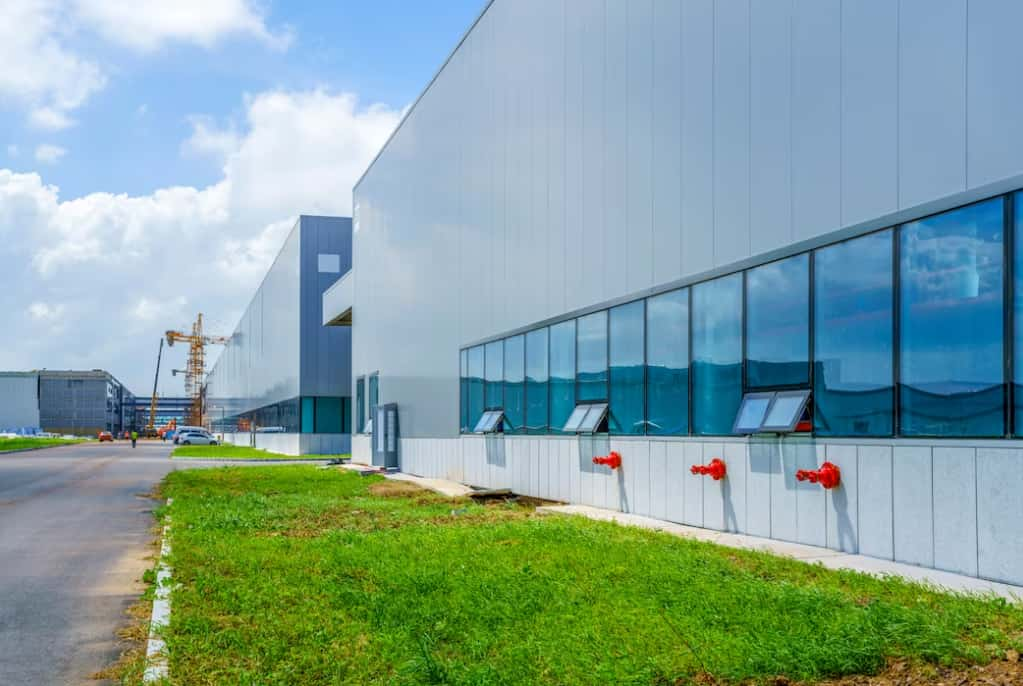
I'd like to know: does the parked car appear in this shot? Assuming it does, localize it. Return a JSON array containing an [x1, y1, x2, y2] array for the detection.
[[98, 431, 114, 442], [172, 425, 207, 444], [177, 430, 218, 446]]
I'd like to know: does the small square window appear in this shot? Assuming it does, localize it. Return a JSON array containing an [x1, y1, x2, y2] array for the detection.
[[733, 392, 775, 434], [318, 253, 341, 273], [760, 390, 811, 432], [474, 410, 504, 434], [562, 405, 590, 433]]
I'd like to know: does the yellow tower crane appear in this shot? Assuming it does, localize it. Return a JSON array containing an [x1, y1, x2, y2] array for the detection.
[[166, 313, 230, 427]]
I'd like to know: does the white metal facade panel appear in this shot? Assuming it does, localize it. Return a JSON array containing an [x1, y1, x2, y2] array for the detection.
[[892, 446, 934, 568], [747, 442, 773, 538], [977, 448, 1023, 584], [824, 444, 858, 553], [932, 447, 978, 576]]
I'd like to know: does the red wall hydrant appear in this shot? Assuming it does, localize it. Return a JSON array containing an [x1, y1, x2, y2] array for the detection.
[[690, 458, 727, 480], [592, 451, 622, 470], [796, 461, 841, 489]]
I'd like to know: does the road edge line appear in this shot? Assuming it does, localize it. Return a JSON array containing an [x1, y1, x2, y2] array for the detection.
[[143, 498, 172, 683]]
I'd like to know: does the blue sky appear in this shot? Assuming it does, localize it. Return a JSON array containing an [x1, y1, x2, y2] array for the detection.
[[0, 0, 483, 395]]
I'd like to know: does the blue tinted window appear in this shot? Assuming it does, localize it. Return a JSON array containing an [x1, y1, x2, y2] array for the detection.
[[577, 311, 608, 402], [525, 328, 549, 434], [692, 274, 743, 435], [459, 351, 468, 433], [647, 288, 689, 435], [301, 396, 315, 433], [504, 335, 525, 434], [467, 346, 484, 429], [550, 320, 576, 433], [609, 301, 645, 434], [746, 255, 809, 388], [900, 198, 1004, 437], [314, 397, 343, 433], [814, 231, 894, 436], [356, 377, 365, 433], [1016, 193, 1023, 434], [485, 340, 504, 409], [368, 374, 379, 413]]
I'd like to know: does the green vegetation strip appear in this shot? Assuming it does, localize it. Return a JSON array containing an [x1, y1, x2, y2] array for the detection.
[[0, 437, 83, 452], [161, 467, 1023, 685], [171, 444, 346, 460]]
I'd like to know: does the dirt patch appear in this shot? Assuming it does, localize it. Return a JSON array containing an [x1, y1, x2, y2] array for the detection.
[[791, 656, 1023, 686], [368, 481, 427, 498]]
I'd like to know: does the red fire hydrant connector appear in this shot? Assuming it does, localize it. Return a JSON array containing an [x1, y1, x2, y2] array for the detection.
[[592, 451, 622, 470], [690, 458, 727, 481], [796, 461, 841, 489]]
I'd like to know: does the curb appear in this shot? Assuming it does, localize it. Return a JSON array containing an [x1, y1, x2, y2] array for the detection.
[[143, 499, 173, 683], [0, 443, 84, 456]]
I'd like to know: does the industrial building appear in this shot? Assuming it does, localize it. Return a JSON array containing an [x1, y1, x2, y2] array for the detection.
[[132, 396, 191, 431], [0, 370, 135, 435], [325, 0, 1023, 586], [207, 215, 352, 455]]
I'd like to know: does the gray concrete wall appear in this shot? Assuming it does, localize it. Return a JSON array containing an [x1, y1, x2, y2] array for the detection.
[[385, 435, 1023, 587]]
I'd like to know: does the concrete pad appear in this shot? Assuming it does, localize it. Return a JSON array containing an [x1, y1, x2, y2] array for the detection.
[[384, 472, 474, 498], [536, 504, 1023, 602]]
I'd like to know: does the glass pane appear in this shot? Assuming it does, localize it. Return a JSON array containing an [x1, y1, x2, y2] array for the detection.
[[734, 394, 772, 433], [647, 288, 689, 435], [368, 374, 379, 411], [692, 274, 743, 435], [356, 377, 365, 433], [301, 397, 315, 434], [485, 340, 504, 409], [762, 391, 810, 430], [900, 198, 1004, 436], [459, 351, 468, 433], [314, 397, 343, 433], [609, 301, 645, 434], [1015, 193, 1023, 434], [579, 402, 609, 433], [563, 405, 589, 433], [577, 311, 608, 402], [468, 346, 484, 431], [525, 328, 549, 434], [504, 335, 525, 434], [814, 231, 894, 436], [550, 320, 576, 433], [746, 254, 809, 388], [473, 411, 493, 433]]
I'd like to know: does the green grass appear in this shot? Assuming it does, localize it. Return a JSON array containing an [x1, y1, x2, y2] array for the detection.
[[0, 436, 83, 452], [160, 467, 1023, 685], [171, 444, 347, 460]]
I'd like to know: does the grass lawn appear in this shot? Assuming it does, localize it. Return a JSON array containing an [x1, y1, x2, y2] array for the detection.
[[154, 467, 1023, 685], [0, 436, 83, 452], [171, 444, 347, 460]]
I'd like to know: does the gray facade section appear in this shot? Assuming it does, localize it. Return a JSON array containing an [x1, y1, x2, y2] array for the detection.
[[36, 371, 131, 435], [300, 216, 352, 397], [348, 0, 1023, 586], [0, 374, 40, 430]]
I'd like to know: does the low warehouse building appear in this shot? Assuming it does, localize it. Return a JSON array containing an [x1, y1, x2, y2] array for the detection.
[[0, 370, 134, 436], [325, 0, 1023, 587], [207, 215, 353, 455]]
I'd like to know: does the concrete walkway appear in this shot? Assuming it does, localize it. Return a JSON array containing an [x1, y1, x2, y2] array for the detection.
[[537, 504, 1023, 601], [337, 463, 475, 498]]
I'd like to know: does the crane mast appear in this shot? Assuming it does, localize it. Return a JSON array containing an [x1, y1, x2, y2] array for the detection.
[[166, 313, 230, 427], [145, 338, 164, 435]]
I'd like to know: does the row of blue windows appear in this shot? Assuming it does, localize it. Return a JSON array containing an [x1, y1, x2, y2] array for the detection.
[[354, 373, 379, 433], [460, 192, 1020, 438], [211, 396, 351, 434]]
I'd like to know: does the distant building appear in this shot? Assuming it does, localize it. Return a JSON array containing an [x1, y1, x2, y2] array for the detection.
[[0, 370, 135, 435], [132, 396, 191, 430], [206, 215, 352, 455]]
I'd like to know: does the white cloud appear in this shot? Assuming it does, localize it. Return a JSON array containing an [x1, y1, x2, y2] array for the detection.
[[0, 89, 400, 393], [0, 0, 106, 131], [6, 145, 18, 158], [73, 0, 291, 52], [34, 144, 67, 164], [29, 106, 75, 131], [27, 302, 65, 321]]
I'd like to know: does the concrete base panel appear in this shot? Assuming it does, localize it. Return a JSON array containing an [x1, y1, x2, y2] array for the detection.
[[395, 435, 1023, 587]]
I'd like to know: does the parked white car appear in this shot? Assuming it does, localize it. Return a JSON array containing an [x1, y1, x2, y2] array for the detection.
[[176, 430, 218, 446]]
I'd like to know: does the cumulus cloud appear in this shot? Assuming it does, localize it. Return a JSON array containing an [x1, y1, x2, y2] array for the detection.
[[73, 0, 291, 52], [27, 302, 65, 321], [34, 144, 67, 164], [1, 0, 289, 129], [0, 90, 400, 393]]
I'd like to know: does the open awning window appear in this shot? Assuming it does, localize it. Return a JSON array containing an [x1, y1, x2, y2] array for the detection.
[[732, 390, 811, 434], [562, 402, 608, 434], [473, 409, 505, 434]]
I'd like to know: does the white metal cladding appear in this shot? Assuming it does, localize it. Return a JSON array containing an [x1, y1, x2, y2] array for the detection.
[[381, 436, 1023, 587], [352, 0, 1023, 441]]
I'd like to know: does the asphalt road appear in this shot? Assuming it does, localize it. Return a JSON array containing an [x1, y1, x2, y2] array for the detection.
[[0, 441, 178, 685]]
